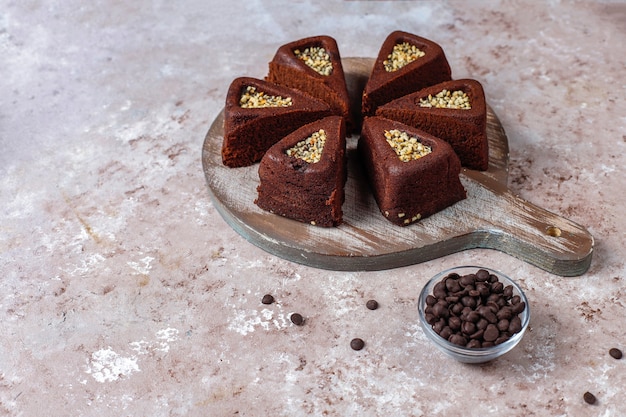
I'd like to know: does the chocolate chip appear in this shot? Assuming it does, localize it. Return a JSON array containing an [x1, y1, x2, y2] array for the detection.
[[503, 285, 514, 298], [448, 316, 462, 331], [466, 311, 480, 323], [479, 307, 498, 324], [439, 326, 453, 340], [445, 278, 461, 293], [495, 334, 511, 345], [366, 299, 379, 310], [583, 391, 597, 405], [497, 306, 513, 321], [609, 348, 623, 359], [508, 316, 522, 333], [486, 301, 500, 313], [469, 329, 484, 340], [476, 318, 489, 330], [450, 303, 464, 315], [459, 274, 476, 287], [432, 301, 449, 318], [512, 301, 526, 315], [476, 269, 490, 281], [426, 295, 437, 306], [461, 295, 477, 308], [466, 339, 482, 349], [476, 282, 490, 297], [433, 319, 446, 334], [497, 319, 510, 332], [462, 321, 477, 335], [290, 313, 304, 326], [483, 324, 499, 342], [261, 294, 275, 305], [491, 281, 504, 293], [448, 334, 467, 346], [350, 338, 365, 351], [433, 281, 447, 299]]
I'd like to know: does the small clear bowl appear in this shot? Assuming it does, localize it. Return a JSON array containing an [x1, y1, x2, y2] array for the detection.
[[418, 266, 530, 364]]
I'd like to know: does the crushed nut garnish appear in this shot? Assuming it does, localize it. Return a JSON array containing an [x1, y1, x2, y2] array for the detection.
[[419, 89, 471, 109], [384, 129, 432, 162], [294, 46, 333, 76], [240, 86, 293, 108], [383, 42, 425, 72], [403, 214, 422, 225], [285, 129, 327, 163]]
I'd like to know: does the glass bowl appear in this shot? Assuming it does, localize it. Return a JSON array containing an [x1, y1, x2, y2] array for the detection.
[[418, 266, 530, 364]]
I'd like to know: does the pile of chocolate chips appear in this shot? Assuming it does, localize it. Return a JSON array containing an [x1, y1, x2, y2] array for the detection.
[[424, 268, 526, 348]]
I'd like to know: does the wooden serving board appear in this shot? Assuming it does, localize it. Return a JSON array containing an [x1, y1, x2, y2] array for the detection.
[[202, 58, 593, 276]]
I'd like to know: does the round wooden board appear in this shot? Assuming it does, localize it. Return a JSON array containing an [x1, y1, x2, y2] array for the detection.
[[202, 58, 593, 276]]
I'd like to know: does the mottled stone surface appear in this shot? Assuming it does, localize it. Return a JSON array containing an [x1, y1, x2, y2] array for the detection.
[[1, 1, 625, 416]]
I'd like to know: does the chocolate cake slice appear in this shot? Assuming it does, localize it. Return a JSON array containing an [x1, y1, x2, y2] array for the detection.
[[222, 77, 332, 168], [362, 31, 452, 117], [255, 116, 347, 227], [376, 79, 489, 170], [358, 116, 466, 226], [266, 36, 354, 133]]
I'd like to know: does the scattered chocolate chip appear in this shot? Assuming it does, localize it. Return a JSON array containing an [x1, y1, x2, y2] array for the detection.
[[609, 348, 623, 359], [583, 391, 597, 405], [290, 313, 304, 326], [261, 294, 275, 305], [366, 299, 379, 310], [350, 338, 365, 351]]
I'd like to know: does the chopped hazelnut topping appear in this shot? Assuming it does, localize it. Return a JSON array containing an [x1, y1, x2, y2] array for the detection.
[[383, 42, 425, 72], [285, 129, 327, 163], [239, 86, 293, 108], [403, 213, 422, 225], [294, 46, 333, 76], [419, 89, 471, 109], [384, 129, 432, 162]]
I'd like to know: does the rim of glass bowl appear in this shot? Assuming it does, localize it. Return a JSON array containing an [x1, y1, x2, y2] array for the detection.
[[418, 265, 530, 359]]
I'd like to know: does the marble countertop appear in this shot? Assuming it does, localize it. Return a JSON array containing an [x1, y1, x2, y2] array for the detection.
[[2, 1, 625, 416]]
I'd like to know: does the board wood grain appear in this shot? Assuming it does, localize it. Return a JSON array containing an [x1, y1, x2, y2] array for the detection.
[[202, 58, 593, 276]]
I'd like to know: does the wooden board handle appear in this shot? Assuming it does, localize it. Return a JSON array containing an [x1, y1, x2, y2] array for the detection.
[[462, 170, 594, 276]]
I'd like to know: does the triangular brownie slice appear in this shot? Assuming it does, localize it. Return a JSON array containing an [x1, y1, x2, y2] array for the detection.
[[362, 31, 451, 116], [358, 116, 466, 226], [222, 77, 331, 168], [255, 116, 347, 227], [266, 36, 354, 133], [376, 79, 488, 170]]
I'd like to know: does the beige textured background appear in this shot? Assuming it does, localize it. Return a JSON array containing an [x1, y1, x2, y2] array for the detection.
[[1, 1, 625, 416]]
